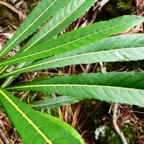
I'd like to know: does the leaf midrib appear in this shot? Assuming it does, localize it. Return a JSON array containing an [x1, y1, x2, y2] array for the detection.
[[31, 97, 81, 108], [0, 0, 57, 57], [0, 46, 143, 78], [23, 0, 86, 52], [0, 20, 138, 66], [6, 84, 144, 93], [0, 89, 52, 144]]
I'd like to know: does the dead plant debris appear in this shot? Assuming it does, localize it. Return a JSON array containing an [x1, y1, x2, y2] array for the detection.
[[0, 0, 144, 144]]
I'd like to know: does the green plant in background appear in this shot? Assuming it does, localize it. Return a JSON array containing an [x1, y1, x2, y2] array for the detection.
[[0, 0, 144, 143]]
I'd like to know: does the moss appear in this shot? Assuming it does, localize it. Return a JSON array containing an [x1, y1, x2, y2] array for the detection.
[[122, 124, 136, 144], [96, 0, 134, 21], [95, 125, 121, 144], [95, 124, 136, 144]]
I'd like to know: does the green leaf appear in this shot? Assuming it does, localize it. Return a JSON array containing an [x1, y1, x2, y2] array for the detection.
[[16, 0, 97, 53], [1, 15, 144, 66], [1, 34, 144, 78], [0, 0, 97, 78], [7, 72, 144, 106], [0, 88, 84, 144], [0, 0, 69, 59], [31, 96, 84, 110]]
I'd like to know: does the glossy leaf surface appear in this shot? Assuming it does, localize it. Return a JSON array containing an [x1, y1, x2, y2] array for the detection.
[[31, 96, 84, 110], [1, 34, 144, 78], [0, 0, 69, 59], [0, 15, 144, 66], [7, 72, 144, 106], [0, 88, 84, 144], [18, 0, 97, 53]]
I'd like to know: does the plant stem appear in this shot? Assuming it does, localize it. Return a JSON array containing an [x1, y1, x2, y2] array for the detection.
[[113, 103, 128, 144]]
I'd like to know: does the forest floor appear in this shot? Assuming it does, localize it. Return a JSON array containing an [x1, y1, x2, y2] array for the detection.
[[0, 0, 144, 144]]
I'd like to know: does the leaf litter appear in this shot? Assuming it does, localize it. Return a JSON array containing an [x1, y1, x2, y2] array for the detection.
[[0, 0, 144, 144]]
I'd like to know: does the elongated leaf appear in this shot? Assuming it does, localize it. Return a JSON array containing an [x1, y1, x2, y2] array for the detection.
[[7, 72, 144, 106], [1, 15, 144, 66], [1, 34, 144, 78], [0, 0, 69, 59], [0, 0, 97, 76], [17, 0, 97, 53], [0, 88, 83, 144], [31, 96, 84, 110]]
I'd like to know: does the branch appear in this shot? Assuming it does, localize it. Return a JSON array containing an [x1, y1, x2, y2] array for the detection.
[[113, 103, 128, 144]]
